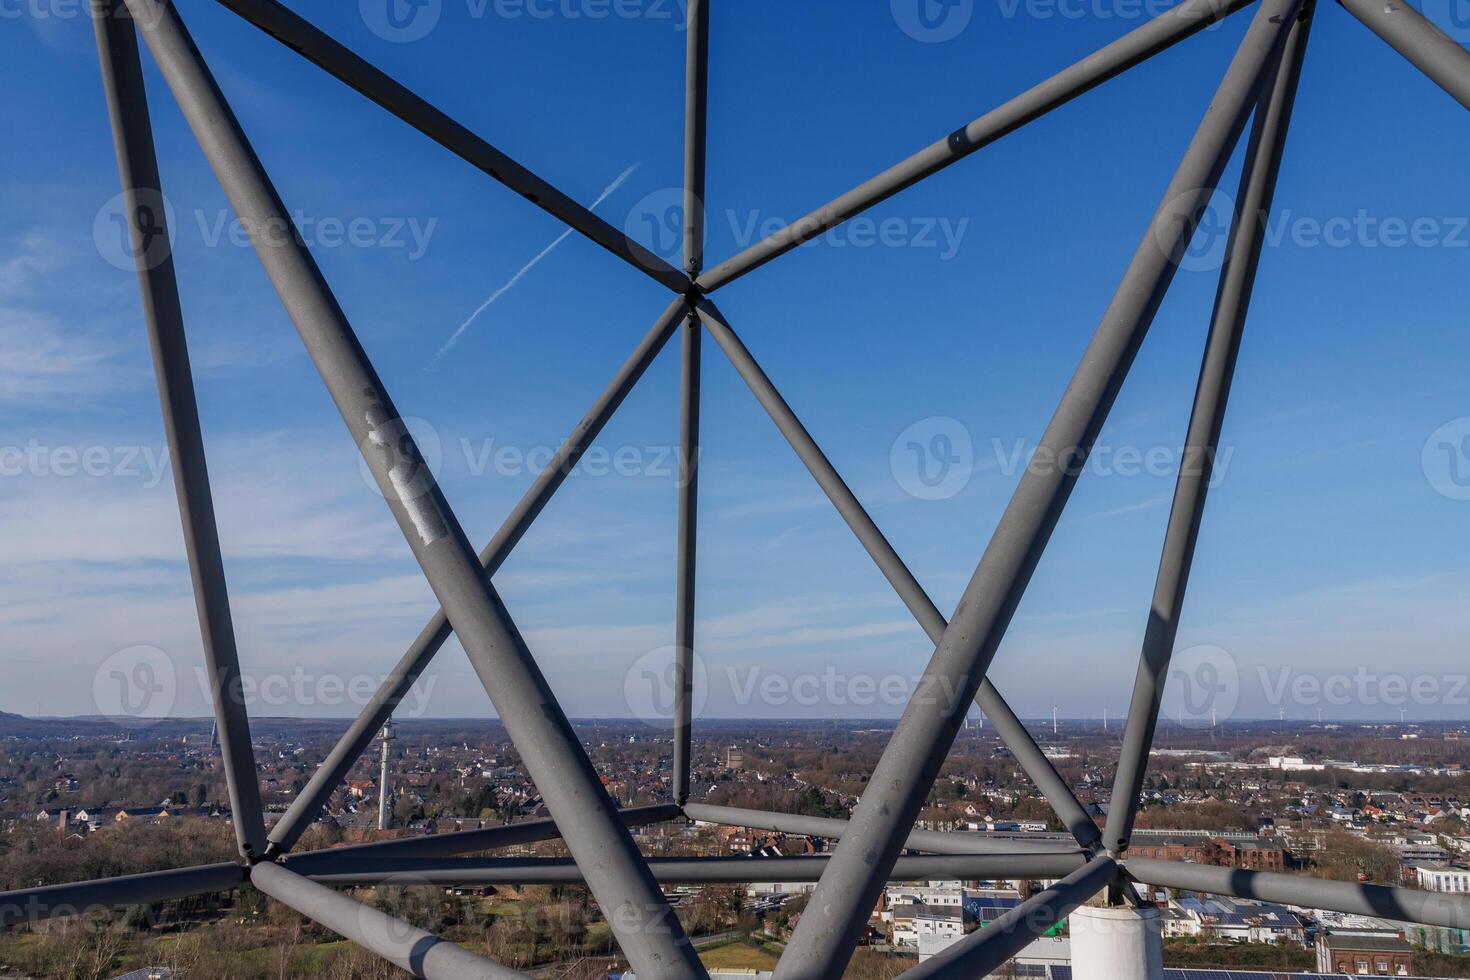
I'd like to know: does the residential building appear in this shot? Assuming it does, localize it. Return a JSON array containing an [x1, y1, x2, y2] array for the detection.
[[1414, 863, 1470, 894], [1170, 897, 1305, 944], [891, 904, 963, 948], [1317, 933, 1415, 975]]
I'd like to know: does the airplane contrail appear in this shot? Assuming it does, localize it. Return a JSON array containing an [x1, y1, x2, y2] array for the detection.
[[429, 162, 641, 368]]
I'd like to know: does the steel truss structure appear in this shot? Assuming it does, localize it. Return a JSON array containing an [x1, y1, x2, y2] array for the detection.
[[2, 0, 1466, 976]]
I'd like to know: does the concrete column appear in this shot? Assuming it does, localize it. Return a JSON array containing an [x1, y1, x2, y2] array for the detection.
[[1069, 905, 1163, 980]]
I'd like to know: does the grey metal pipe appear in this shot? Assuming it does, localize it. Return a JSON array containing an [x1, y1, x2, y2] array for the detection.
[[0, 862, 245, 926], [1336, 0, 1470, 110], [268, 297, 687, 855], [776, 0, 1301, 973], [673, 0, 709, 812], [303, 853, 1087, 886], [210, 0, 690, 292], [1104, 0, 1314, 857], [283, 804, 682, 872], [682, 804, 1084, 855], [251, 862, 528, 979], [695, 298, 1099, 850], [898, 856, 1117, 980], [91, 0, 267, 860], [125, 4, 703, 975], [695, 0, 1257, 292], [1126, 858, 1470, 930], [673, 314, 701, 807], [683, 0, 710, 276]]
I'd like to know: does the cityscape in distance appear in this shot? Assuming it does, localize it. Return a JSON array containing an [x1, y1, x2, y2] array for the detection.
[[4, 713, 1470, 977]]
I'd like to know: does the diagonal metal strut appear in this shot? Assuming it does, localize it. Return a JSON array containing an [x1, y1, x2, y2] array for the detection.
[[211, 0, 691, 292], [695, 0, 1259, 292], [91, 0, 267, 860], [775, 0, 1305, 972], [1336, 0, 1470, 109], [694, 297, 1101, 850], [267, 296, 688, 855], [123, 2, 706, 975], [1106, 0, 1315, 856]]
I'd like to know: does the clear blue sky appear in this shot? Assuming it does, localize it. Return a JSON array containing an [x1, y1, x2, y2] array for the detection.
[[1, 0, 1466, 724]]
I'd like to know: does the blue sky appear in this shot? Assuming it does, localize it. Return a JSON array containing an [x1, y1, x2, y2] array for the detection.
[[1, 0, 1466, 725]]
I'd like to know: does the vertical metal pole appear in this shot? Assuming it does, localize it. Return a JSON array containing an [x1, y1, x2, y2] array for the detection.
[[673, 318, 700, 806], [695, 298, 1099, 849], [1336, 0, 1470, 110], [124, 3, 706, 975], [673, 0, 709, 808], [1105, 0, 1313, 856], [682, 0, 710, 277], [91, 0, 266, 860], [774, 1, 1302, 973]]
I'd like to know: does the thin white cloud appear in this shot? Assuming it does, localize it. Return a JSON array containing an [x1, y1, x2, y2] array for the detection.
[[1068, 492, 1172, 525], [0, 234, 142, 404], [429, 163, 641, 368], [0, 232, 63, 299], [0, 431, 404, 565], [0, 308, 130, 404]]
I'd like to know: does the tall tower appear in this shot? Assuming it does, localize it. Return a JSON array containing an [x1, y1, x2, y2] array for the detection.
[[377, 719, 394, 831]]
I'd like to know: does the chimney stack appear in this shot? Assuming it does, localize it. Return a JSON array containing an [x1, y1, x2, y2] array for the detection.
[[378, 720, 395, 831]]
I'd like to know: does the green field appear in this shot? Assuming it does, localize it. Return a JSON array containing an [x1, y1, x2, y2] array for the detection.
[[700, 940, 781, 970]]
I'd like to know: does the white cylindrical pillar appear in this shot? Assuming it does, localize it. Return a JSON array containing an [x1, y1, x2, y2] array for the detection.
[[1069, 905, 1163, 980]]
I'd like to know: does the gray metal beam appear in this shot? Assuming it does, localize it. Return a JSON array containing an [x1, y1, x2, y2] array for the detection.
[[673, 0, 709, 809], [302, 853, 1088, 886], [898, 856, 1117, 980], [125, 4, 704, 975], [0, 863, 245, 927], [283, 804, 683, 872], [1104, 0, 1314, 856], [694, 297, 1100, 850], [683, 0, 710, 276], [694, 0, 1258, 292], [210, 0, 690, 292], [1126, 858, 1470, 929], [91, 0, 267, 860], [267, 297, 687, 855], [682, 804, 1084, 856], [775, 0, 1302, 972], [251, 862, 529, 980], [673, 313, 701, 808], [1336, 0, 1470, 110]]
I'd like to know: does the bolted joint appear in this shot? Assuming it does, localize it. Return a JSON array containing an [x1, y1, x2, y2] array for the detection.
[[682, 288, 704, 317]]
